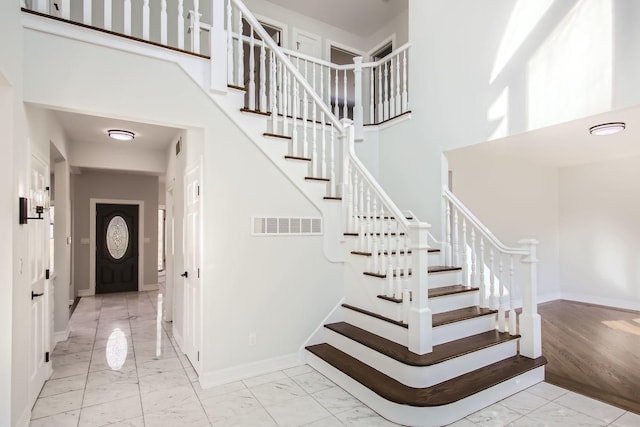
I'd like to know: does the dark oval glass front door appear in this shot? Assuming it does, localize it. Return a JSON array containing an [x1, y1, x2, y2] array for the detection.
[[96, 204, 139, 294]]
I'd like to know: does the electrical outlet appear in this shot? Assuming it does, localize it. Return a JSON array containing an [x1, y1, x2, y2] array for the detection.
[[249, 333, 256, 346]]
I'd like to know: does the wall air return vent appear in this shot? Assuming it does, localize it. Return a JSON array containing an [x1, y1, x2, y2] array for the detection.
[[252, 216, 323, 236]]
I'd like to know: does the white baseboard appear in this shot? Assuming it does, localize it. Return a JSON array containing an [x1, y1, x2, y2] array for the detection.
[[68, 299, 74, 306], [54, 326, 71, 343], [199, 351, 304, 389], [141, 283, 159, 291], [77, 289, 93, 297], [15, 406, 30, 427], [559, 292, 640, 312], [300, 297, 345, 350]]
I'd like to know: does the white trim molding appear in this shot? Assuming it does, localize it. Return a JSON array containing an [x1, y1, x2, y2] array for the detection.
[[54, 325, 71, 344], [89, 198, 145, 296]]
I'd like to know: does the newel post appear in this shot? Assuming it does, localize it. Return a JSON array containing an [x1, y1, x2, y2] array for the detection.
[[518, 239, 542, 359], [408, 221, 433, 355], [353, 57, 364, 142], [210, 0, 228, 94]]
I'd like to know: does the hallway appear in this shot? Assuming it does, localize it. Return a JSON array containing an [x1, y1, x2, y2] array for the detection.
[[30, 291, 640, 427]]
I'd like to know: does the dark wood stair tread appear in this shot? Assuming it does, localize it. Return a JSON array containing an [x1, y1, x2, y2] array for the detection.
[[343, 232, 406, 237], [323, 196, 342, 201], [284, 155, 311, 162], [305, 176, 330, 182], [362, 266, 460, 279], [227, 84, 246, 91], [351, 248, 440, 256], [240, 107, 271, 116], [264, 132, 291, 140], [325, 322, 520, 367], [307, 343, 546, 407], [433, 306, 497, 327], [342, 304, 407, 328], [377, 285, 479, 304]]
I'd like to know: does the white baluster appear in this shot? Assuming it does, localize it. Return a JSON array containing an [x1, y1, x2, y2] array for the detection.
[[402, 50, 408, 112], [282, 67, 289, 136], [377, 66, 383, 123], [498, 255, 506, 332], [83, 0, 92, 25], [248, 29, 255, 110], [236, 13, 244, 87], [445, 201, 452, 266], [330, 124, 336, 196], [104, 0, 112, 31], [394, 261, 403, 299], [343, 69, 347, 119], [386, 261, 393, 297], [321, 113, 327, 177], [389, 56, 395, 118], [372, 237, 379, 274], [312, 65, 318, 175], [302, 61, 308, 158], [508, 255, 517, 335], [346, 168, 354, 232], [366, 188, 372, 252], [292, 70, 299, 154], [179, 0, 185, 50], [226, 0, 232, 83], [489, 248, 495, 310], [192, 0, 200, 53], [395, 54, 401, 115], [453, 209, 460, 267], [270, 51, 278, 132], [160, 0, 167, 45], [470, 228, 477, 289], [334, 68, 339, 117], [320, 66, 325, 116], [61, 0, 70, 19], [369, 67, 374, 124], [479, 238, 486, 307], [259, 42, 266, 111], [383, 61, 389, 120], [460, 218, 468, 286], [123, 0, 132, 35], [33, 0, 47, 12], [402, 289, 410, 324]]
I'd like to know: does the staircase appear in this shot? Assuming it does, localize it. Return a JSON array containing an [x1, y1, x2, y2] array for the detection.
[[22, 0, 546, 425]]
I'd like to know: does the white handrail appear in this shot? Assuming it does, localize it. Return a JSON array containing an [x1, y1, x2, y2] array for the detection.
[[360, 42, 411, 69], [443, 187, 527, 256], [231, 0, 344, 133]]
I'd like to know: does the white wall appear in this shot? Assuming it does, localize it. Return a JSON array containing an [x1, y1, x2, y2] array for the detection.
[[446, 149, 560, 302], [70, 140, 167, 175], [559, 155, 640, 311], [374, 0, 640, 236], [23, 28, 344, 383]]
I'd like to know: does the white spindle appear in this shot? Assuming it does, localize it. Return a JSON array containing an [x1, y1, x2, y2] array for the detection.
[[225, 0, 232, 83], [312, 65, 318, 175], [321, 113, 327, 177], [270, 51, 278, 132], [461, 218, 468, 287], [192, 0, 201, 53], [236, 13, 244, 87], [343, 69, 347, 119], [247, 29, 256, 109], [395, 54, 401, 115], [123, 0, 132, 35], [160, 0, 167, 45], [479, 238, 486, 307], [369, 68, 374, 124], [330, 124, 336, 196], [445, 202, 452, 266], [402, 50, 408, 111], [83, 0, 92, 25], [302, 60, 309, 158], [498, 255, 506, 332], [372, 238, 380, 275], [402, 289, 410, 324], [334, 69, 339, 117], [386, 261, 394, 297], [33, 0, 47, 13], [179, 0, 185, 50], [377, 66, 383, 123], [508, 256, 517, 335], [282, 68, 289, 136], [346, 168, 354, 232], [489, 248, 495, 310], [383, 61, 389, 120], [61, 0, 70, 19], [389, 57, 395, 118], [292, 69, 299, 153], [453, 209, 460, 267], [470, 229, 477, 289], [259, 42, 266, 111], [104, 0, 112, 31], [366, 189, 372, 252]]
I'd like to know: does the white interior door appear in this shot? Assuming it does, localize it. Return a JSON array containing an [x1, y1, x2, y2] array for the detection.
[[183, 161, 202, 372], [28, 155, 51, 407], [294, 29, 321, 58]]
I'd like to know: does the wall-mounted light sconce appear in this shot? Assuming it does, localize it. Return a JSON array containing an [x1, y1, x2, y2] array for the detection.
[[19, 187, 50, 224]]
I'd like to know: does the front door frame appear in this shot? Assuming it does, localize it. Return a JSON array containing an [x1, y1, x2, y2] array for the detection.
[[89, 198, 145, 295]]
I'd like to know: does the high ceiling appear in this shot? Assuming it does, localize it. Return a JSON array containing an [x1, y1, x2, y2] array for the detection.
[[264, 0, 408, 38]]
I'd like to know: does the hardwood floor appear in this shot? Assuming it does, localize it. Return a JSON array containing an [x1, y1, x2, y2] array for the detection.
[[540, 300, 640, 414]]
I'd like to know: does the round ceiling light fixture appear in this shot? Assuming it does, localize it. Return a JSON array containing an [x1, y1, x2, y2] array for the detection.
[[107, 129, 135, 141], [589, 122, 625, 136]]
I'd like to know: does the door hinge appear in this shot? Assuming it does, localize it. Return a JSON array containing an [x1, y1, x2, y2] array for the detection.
[[197, 351, 200, 361], [197, 185, 200, 196], [197, 268, 200, 278], [45, 269, 50, 280], [45, 352, 50, 363]]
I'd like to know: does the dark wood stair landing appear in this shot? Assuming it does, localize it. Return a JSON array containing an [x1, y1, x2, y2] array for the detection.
[[307, 343, 546, 407], [325, 322, 519, 367]]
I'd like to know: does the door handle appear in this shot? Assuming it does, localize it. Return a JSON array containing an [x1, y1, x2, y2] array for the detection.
[[180, 271, 188, 278], [31, 291, 44, 300]]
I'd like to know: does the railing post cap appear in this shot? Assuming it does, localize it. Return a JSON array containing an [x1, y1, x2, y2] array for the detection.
[[408, 221, 431, 230], [518, 239, 539, 245], [340, 118, 354, 126]]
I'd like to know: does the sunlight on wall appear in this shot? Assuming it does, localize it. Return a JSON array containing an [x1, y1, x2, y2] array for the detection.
[[527, 0, 612, 130], [490, 0, 555, 84], [486, 87, 510, 140]]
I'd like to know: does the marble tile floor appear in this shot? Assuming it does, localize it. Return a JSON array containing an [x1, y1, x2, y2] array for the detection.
[[31, 291, 640, 427]]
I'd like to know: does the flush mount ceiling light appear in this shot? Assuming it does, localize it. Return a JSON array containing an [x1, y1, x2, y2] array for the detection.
[[107, 129, 135, 141], [589, 122, 625, 136]]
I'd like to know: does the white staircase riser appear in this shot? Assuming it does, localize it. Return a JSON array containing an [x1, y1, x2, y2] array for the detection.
[[429, 292, 479, 314], [306, 350, 545, 427], [324, 328, 518, 388], [432, 315, 496, 346], [429, 270, 462, 288], [343, 308, 408, 347]]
